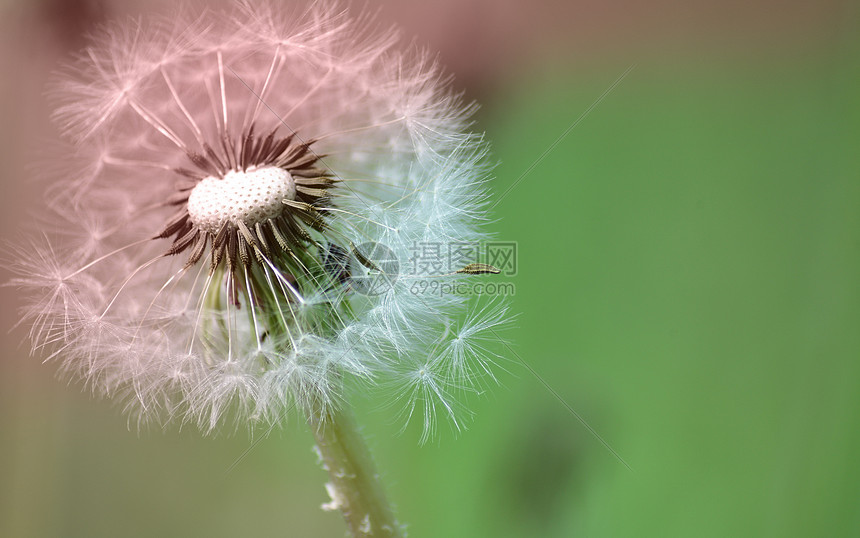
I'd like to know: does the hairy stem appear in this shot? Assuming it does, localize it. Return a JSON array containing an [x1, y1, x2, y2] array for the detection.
[[308, 403, 402, 537]]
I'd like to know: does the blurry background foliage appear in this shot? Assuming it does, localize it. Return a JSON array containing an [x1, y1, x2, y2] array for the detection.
[[1, 0, 858, 537]]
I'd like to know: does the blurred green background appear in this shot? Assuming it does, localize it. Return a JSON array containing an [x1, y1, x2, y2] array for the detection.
[[1, 1, 858, 537]]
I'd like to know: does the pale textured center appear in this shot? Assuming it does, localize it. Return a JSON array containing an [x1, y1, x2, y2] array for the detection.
[[187, 166, 296, 234]]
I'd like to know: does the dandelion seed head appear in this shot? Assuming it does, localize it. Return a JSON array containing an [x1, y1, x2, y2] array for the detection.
[[187, 167, 297, 234], [9, 0, 511, 439]]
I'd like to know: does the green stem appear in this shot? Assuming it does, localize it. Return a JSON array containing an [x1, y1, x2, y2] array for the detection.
[[308, 403, 402, 537]]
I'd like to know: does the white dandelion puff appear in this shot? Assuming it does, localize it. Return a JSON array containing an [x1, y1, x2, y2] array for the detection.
[[9, 0, 510, 442]]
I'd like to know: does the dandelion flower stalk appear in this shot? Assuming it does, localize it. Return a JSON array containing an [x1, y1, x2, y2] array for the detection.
[[9, 1, 511, 535], [311, 402, 402, 537]]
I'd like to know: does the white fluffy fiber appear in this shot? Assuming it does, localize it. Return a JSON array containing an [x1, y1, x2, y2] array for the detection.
[[10, 1, 509, 437]]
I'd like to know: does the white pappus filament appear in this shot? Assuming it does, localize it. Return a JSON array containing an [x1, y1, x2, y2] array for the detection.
[[9, 0, 511, 438]]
